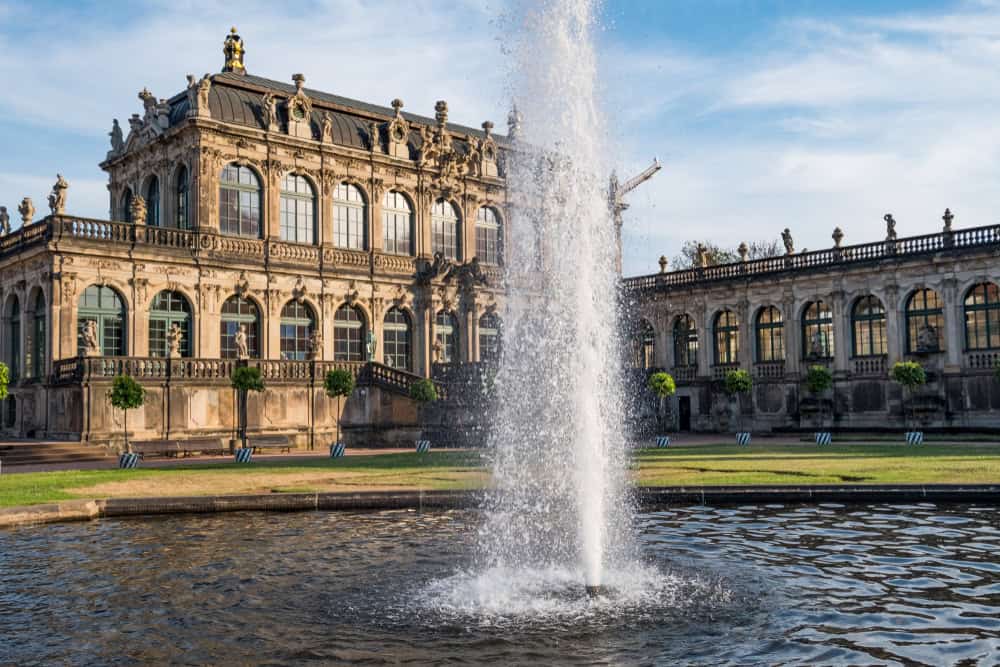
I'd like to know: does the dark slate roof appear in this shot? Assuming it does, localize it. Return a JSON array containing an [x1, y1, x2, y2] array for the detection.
[[167, 72, 506, 156]]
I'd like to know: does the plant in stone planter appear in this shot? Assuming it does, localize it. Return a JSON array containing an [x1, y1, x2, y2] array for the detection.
[[723, 369, 752, 437], [109, 374, 145, 454], [647, 371, 677, 435], [231, 365, 265, 451], [0, 362, 8, 402], [324, 369, 355, 446], [409, 378, 438, 446], [890, 361, 927, 440], [805, 365, 833, 433]]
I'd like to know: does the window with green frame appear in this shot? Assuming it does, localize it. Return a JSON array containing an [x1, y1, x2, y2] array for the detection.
[[219, 163, 261, 238], [673, 314, 698, 367], [802, 301, 834, 359], [280, 300, 315, 361], [479, 313, 501, 364], [279, 173, 315, 244], [334, 303, 365, 361], [384, 307, 412, 370], [149, 291, 191, 358], [634, 319, 655, 369], [30, 292, 46, 378], [431, 199, 461, 260], [906, 288, 944, 353], [435, 310, 458, 363], [852, 295, 887, 357], [755, 305, 784, 362], [6, 296, 20, 381], [714, 310, 739, 365], [77, 285, 125, 356], [964, 282, 1000, 350], [220, 295, 259, 359]]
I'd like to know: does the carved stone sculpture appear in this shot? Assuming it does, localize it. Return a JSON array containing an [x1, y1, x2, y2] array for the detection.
[[307, 330, 323, 361], [167, 322, 183, 358], [832, 227, 844, 248], [809, 331, 825, 358], [658, 255, 668, 274], [0, 207, 9, 235], [187, 73, 212, 118], [109, 119, 124, 155], [942, 208, 954, 233], [17, 197, 34, 225], [738, 242, 749, 262], [418, 251, 455, 284], [321, 112, 333, 143], [130, 195, 147, 225], [916, 324, 940, 353], [884, 214, 897, 241], [781, 228, 795, 255], [696, 243, 709, 268], [366, 330, 377, 361], [234, 324, 249, 360], [261, 92, 278, 131], [48, 174, 68, 215], [81, 320, 101, 357], [432, 339, 443, 363]]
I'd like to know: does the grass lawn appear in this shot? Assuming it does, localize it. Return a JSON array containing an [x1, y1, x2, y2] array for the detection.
[[2, 443, 1000, 509]]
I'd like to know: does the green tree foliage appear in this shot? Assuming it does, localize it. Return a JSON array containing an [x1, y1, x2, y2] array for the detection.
[[324, 369, 355, 398], [0, 362, 8, 402], [231, 366, 265, 393], [409, 378, 438, 404], [723, 369, 752, 396], [109, 374, 145, 454], [805, 365, 833, 394], [648, 371, 677, 398], [890, 361, 927, 390], [672, 239, 783, 269]]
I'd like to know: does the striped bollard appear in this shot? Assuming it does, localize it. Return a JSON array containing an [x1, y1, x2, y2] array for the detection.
[[905, 431, 924, 446], [118, 452, 140, 469], [815, 432, 832, 445], [330, 442, 346, 458], [736, 432, 752, 446], [654, 436, 671, 448], [234, 447, 254, 463], [415, 440, 431, 454]]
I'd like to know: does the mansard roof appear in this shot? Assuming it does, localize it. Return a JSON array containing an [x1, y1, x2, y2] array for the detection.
[[166, 71, 505, 154]]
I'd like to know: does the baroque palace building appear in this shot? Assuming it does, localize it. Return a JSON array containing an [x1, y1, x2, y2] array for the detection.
[[0, 29, 509, 447], [625, 217, 1000, 433]]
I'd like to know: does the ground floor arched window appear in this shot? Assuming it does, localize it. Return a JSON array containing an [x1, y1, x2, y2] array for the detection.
[[149, 290, 192, 357], [673, 314, 698, 367], [906, 288, 944, 353], [755, 306, 784, 362], [220, 295, 260, 358], [964, 282, 1000, 350], [334, 304, 366, 361], [852, 295, 887, 357], [383, 308, 412, 371], [479, 313, 501, 363], [435, 310, 459, 363], [802, 301, 834, 359], [78, 285, 125, 356], [633, 319, 655, 369], [30, 292, 46, 378], [713, 310, 739, 365], [5, 296, 20, 381], [280, 301, 315, 361]]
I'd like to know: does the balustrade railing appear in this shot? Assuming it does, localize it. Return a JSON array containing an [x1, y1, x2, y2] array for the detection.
[[50, 356, 366, 385], [670, 366, 697, 383], [964, 350, 1000, 371], [623, 223, 1000, 292], [711, 363, 741, 380], [754, 361, 785, 379], [852, 355, 887, 376]]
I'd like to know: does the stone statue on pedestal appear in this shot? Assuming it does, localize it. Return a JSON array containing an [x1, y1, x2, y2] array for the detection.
[[109, 119, 124, 155], [916, 324, 939, 353], [781, 228, 795, 255], [81, 320, 101, 357], [0, 207, 9, 235], [432, 339, 443, 363], [167, 322, 183, 358], [884, 214, 897, 241], [696, 243, 709, 268], [234, 324, 249, 360], [366, 330, 377, 361], [48, 174, 69, 215], [307, 330, 323, 361]]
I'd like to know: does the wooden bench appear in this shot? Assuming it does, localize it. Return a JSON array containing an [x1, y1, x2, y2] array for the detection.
[[129, 437, 225, 458], [246, 435, 293, 453]]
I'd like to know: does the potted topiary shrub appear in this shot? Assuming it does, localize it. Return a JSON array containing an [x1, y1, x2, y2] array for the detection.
[[324, 369, 355, 457], [723, 369, 753, 445], [109, 374, 145, 467], [890, 361, 927, 445], [647, 371, 676, 447], [409, 378, 438, 453], [805, 365, 834, 445], [231, 365, 265, 461]]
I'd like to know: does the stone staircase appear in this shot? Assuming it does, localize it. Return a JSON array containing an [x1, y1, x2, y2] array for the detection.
[[0, 441, 113, 468]]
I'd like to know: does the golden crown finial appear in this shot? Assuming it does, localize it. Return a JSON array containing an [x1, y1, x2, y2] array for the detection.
[[231, 26, 238, 33], [223, 26, 246, 75]]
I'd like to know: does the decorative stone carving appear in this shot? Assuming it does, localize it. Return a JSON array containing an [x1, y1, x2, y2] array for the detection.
[[884, 214, 897, 241], [234, 324, 250, 360], [321, 112, 333, 143], [696, 243, 709, 268], [186, 73, 212, 119], [48, 174, 68, 215], [130, 195, 147, 225], [344, 280, 359, 306], [386, 98, 410, 158], [307, 330, 322, 361], [942, 208, 954, 233], [293, 276, 307, 303], [916, 324, 940, 353], [167, 322, 183, 358], [81, 320, 101, 357], [17, 197, 34, 225], [285, 74, 313, 139], [235, 271, 251, 297], [369, 121, 380, 152], [366, 329, 377, 361], [417, 251, 456, 285], [108, 119, 124, 158], [832, 227, 844, 248], [261, 92, 278, 131], [781, 228, 795, 255], [0, 207, 9, 235], [658, 255, 668, 273], [738, 242, 749, 262]]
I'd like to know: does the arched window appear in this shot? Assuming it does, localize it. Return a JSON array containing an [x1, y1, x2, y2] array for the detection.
[[755, 306, 784, 362], [906, 288, 944, 353], [479, 313, 501, 363], [145, 176, 160, 226], [175, 166, 190, 229], [280, 301, 315, 360], [476, 207, 502, 265], [6, 296, 20, 381], [120, 188, 133, 223], [334, 304, 366, 361], [382, 191, 413, 255], [383, 308, 412, 370], [673, 315, 698, 367], [803, 301, 834, 359], [220, 295, 260, 359], [852, 295, 887, 357], [964, 282, 1000, 350], [219, 163, 261, 238], [435, 310, 459, 363], [333, 182, 366, 250], [78, 285, 125, 356], [714, 310, 739, 365], [30, 292, 46, 379], [149, 291, 192, 358], [431, 199, 461, 260], [280, 173, 315, 244], [633, 319, 655, 369]]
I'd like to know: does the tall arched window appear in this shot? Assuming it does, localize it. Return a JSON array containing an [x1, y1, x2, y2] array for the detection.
[[479, 313, 501, 363], [333, 182, 366, 250], [714, 310, 739, 365], [755, 306, 784, 362], [334, 304, 366, 361], [219, 163, 261, 238], [435, 310, 459, 363], [149, 291, 192, 358], [220, 295, 260, 359], [6, 296, 20, 381], [145, 176, 160, 226], [120, 188, 133, 223], [383, 308, 412, 370], [280, 301, 315, 360], [964, 282, 1000, 350], [78, 285, 125, 356], [30, 292, 46, 379], [476, 207, 502, 265], [633, 319, 655, 369], [431, 199, 461, 260], [852, 295, 887, 357], [280, 173, 315, 244], [906, 288, 944, 353], [673, 315, 698, 367], [803, 301, 834, 359], [175, 166, 190, 229], [382, 191, 413, 255]]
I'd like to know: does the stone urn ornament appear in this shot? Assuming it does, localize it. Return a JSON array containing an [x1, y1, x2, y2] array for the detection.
[[18, 197, 34, 225]]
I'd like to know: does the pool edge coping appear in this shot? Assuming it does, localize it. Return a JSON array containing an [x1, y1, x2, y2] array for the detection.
[[3, 485, 1000, 529]]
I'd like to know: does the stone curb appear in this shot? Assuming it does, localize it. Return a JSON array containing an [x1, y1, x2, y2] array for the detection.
[[2, 485, 998, 530]]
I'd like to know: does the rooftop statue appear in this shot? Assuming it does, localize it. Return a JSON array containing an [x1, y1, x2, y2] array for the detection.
[[109, 119, 124, 155], [884, 214, 897, 241], [48, 174, 68, 215], [0, 207, 9, 235], [261, 92, 278, 131], [696, 243, 709, 268], [781, 228, 795, 255], [17, 197, 34, 225]]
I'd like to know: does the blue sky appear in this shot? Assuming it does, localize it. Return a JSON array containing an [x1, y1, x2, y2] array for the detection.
[[2, 0, 999, 275]]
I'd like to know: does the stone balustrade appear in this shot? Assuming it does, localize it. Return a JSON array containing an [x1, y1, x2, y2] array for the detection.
[[852, 356, 888, 377]]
